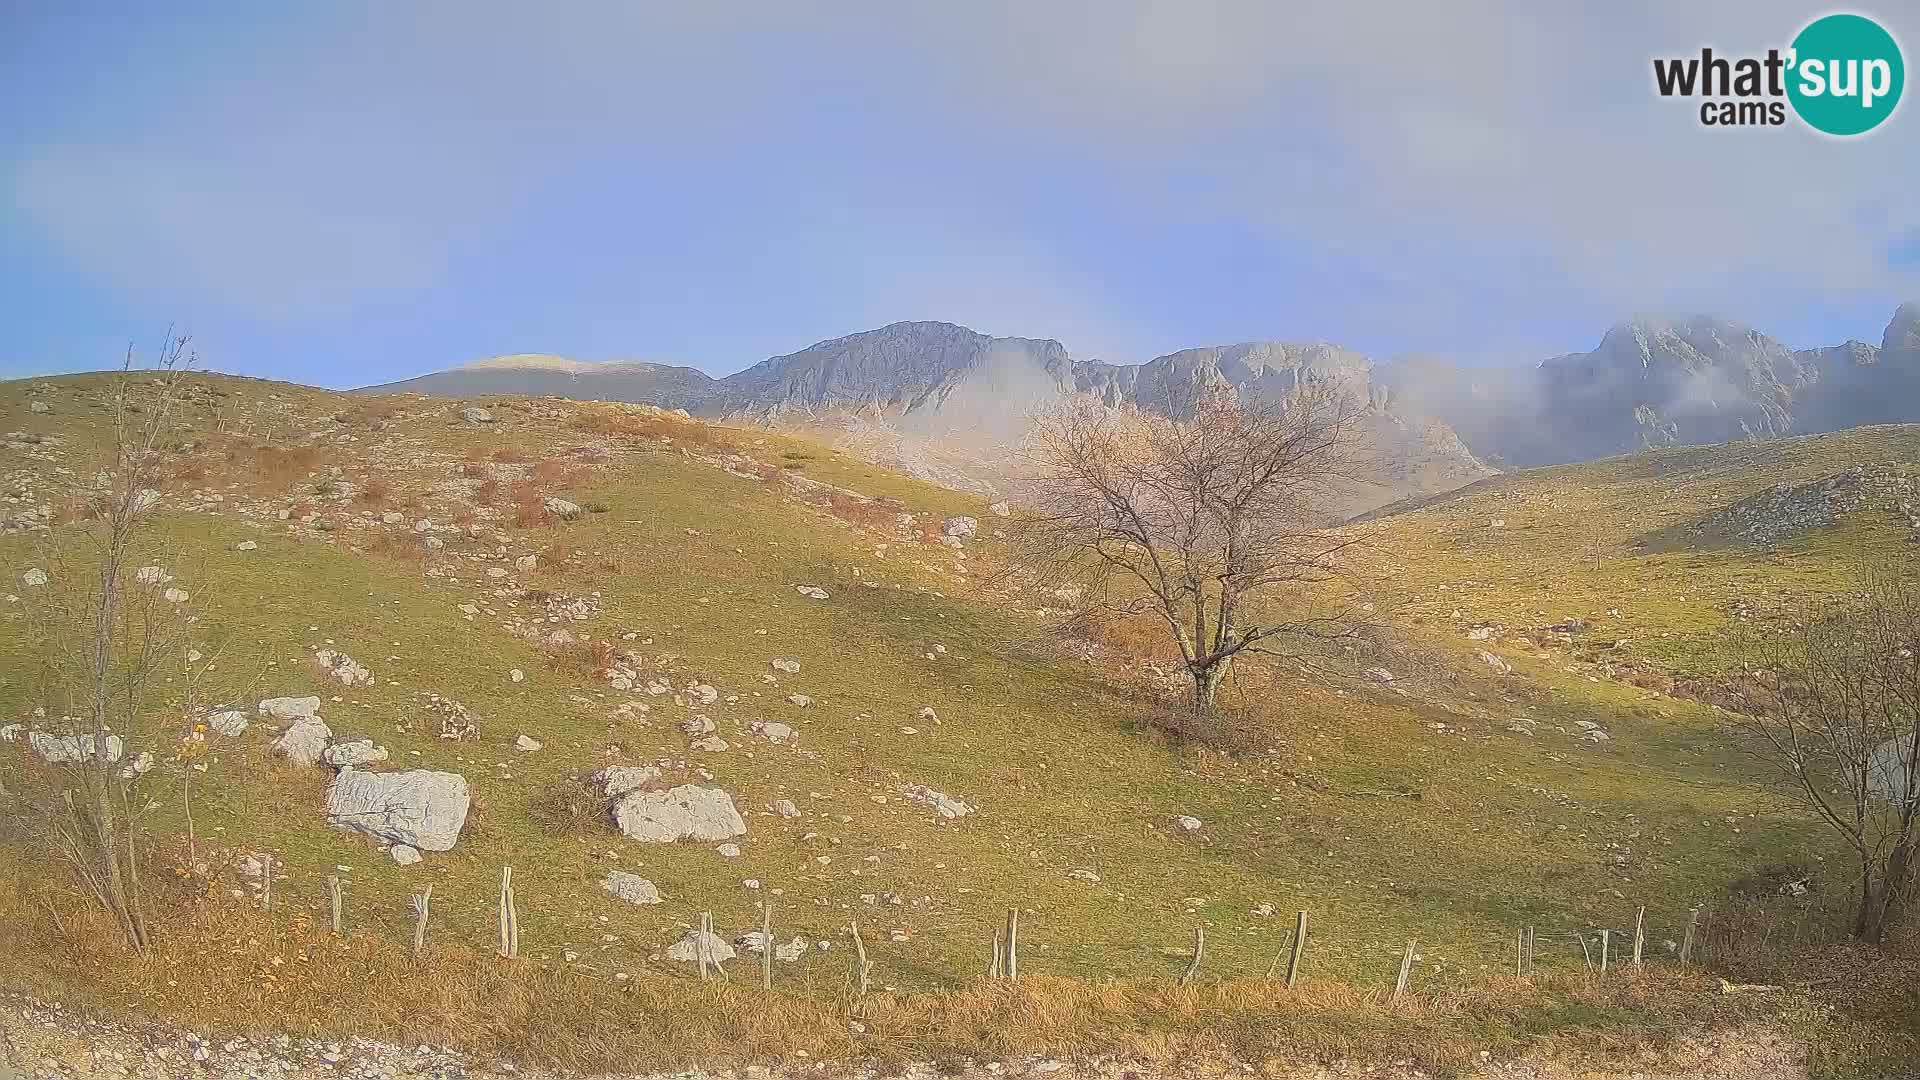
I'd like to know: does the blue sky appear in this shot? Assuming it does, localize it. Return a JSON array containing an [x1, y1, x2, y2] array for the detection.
[[4, 2, 1918, 387]]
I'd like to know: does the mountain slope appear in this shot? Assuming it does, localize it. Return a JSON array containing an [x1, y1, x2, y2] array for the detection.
[[365, 354, 718, 410]]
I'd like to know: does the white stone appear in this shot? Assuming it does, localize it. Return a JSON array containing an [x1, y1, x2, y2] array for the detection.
[[324, 769, 470, 851], [942, 515, 978, 540], [665, 929, 735, 965], [390, 844, 423, 866], [322, 739, 389, 767], [509, 668, 524, 683], [515, 554, 537, 572], [602, 870, 663, 905], [903, 784, 972, 819], [208, 710, 250, 736], [770, 658, 800, 674], [1175, 815, 1203, 833], [20, 568, 47, 587], [611, 784, 747, 843], [273, 718, 332, 766], [460, 406, 494, 424], [514, 734, 543, 752], [258, 696, 322, 721]]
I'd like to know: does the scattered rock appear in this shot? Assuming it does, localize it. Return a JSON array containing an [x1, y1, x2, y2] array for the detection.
[[770, 658, 801, 674], [795, 585, 828, 600], [314, 649, 372, 687], [772, 798, 801, 818], [235, 540, 258, 551], [514, 734, 543, 752], [943, 515, 978, 540], [1477, 649, 1512, 675], [20, 568, 47, 587], [611, 784, 747, 843], [902, 784, 972, 819], [751, 720, 795, 744], [515, 554, 537, 573], [543, 497, 584, 521], [785, 693, 813, 708], [1066, 868, 1101, 883], [324, 769, 470, 851], [716, 842, 742, 858], [259, 696, 322, 721], [207, 709, 250, 736], [322, 739, 390, 768], [28, 731, 124, 764], [1174, 815, 1203, 833], [602, 870, 663, 905], [460, 406, 494, 425], [390, 844, 423, 866], [509, 668, 524, 683], [272, 719, 332, 766], [989, 501, 1010, 517], [665, 928, 735, 965]]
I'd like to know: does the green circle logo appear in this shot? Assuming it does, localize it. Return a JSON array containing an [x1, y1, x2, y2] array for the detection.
[[1787, 14, 1904, 135]]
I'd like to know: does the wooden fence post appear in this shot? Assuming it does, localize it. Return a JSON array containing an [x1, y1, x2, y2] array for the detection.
[[850, 917, 871, 997], [761, 901, 773, 991], [1577, 931, 1594, 973], [1393, 941, 1416, 1000], [1599, 929, 1610, 976], [1680, 908, 1699, 965], [1632, 906, 1645, 971], [497, 866, 520, 959], [261, 854, 272, 912], [1180, 925, 1204, 986], [1269, 911, 1308, 987], [697, 912, 714, 982], [1004, 908, 1019, 982], [412, 884, 433, 955], [1526, 926, 1535, 976], [327, 875, 343, 934], [990, 927, 1004, 979]]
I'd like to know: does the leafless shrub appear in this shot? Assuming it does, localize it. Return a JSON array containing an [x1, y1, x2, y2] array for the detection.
[[1727, 559, 1920, 941], [1012, 380, 1373, 710]]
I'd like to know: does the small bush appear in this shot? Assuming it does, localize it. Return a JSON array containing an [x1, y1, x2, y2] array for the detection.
[[357, 475, 393, 505], [527, 776, 613, 838], [1140, 701, 1280, 758]]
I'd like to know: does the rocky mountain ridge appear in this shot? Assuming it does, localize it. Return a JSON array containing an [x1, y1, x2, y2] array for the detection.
[[360, 304, 1920, 510]]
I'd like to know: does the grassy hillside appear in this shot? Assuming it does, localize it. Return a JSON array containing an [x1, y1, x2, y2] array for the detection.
[[1, 372, 1915, 1076]]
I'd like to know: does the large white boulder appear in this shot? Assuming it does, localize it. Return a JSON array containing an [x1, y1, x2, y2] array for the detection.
[[324, 769, 470, 851], [28, 731, 123, 764], [612, 784, 746, 843]]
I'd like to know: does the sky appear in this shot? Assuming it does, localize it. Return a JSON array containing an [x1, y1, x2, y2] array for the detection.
[[3, 1, 1918, 387]]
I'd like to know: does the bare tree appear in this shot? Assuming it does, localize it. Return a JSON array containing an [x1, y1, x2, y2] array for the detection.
[[14, 335, 202, 952], [1729, 560, 1920, 942], [1015, 380, 1370, 710]]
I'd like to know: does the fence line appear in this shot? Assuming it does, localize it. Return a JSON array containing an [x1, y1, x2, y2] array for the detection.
[[285, 864, 1810, 996]]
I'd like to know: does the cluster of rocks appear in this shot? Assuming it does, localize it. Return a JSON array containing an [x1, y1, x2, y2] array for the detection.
[[1694, 466, 1920, 547]]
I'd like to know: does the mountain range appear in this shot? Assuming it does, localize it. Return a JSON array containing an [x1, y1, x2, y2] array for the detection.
[[363, 304, 1920, 513]]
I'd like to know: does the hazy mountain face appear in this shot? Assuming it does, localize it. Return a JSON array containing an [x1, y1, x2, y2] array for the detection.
[[358, 304, 1920, 507], [364, 355, 718, 410]]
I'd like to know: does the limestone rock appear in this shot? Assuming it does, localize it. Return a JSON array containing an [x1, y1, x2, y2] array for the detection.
[[208, 709, 250, 736], [665, 928, 735, 965], [314, 648, 372, 687], [543, 497, 584, 521], [611, 784, 747, 843], [324, 768, 470, 851], [460, 406, 494, 424], [273, 718, 332, 766], [943, 515, 978, 540], [322, 739, 390, 768], [903, 784, 972, 819], [602, 870, 663, 905], [259, 696, 322, 721], [390, 844, 423, 866]]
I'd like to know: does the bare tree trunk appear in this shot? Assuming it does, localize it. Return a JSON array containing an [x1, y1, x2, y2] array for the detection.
[[1192, 661, 1227, 711]]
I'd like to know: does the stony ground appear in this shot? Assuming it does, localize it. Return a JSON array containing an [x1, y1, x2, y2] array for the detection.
[[0, 994, 1815, 1080]]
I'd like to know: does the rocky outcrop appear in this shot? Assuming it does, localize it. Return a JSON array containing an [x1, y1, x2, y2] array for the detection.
[[1690, 467, 1919, 547]]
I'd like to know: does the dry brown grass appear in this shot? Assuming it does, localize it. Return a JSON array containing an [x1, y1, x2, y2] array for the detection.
[[825, 493, 907, 532], [490, 447, 531, 465], [362, 528, 427, 564], [228, 444, 329, 493], [570, 407, 733, 452], [472, 478, 502, 507], [0, 849, 1803, 1078], [335, 399, 405, 428], [540, 636, 618, 678], [459, 462, 491, 480], [530, 457, 591, 488], [357, 474, 394, 506], [526, 776, 615, 838]]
